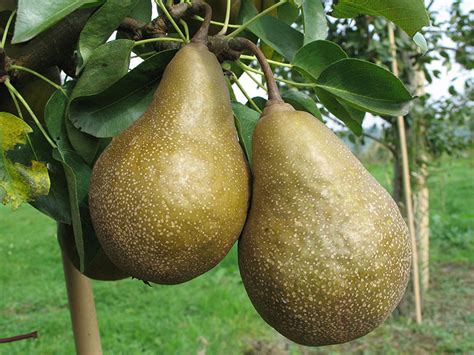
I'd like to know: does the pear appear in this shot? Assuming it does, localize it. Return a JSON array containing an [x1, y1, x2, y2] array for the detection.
[[58, 223, 128, 281], [89, 41, 250, 284], [238, 102, 411, 346]]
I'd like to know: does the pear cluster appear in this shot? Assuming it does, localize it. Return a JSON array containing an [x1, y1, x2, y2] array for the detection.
[[89, 33, 411, 347]]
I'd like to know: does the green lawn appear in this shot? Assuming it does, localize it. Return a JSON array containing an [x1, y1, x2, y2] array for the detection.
[[1, 155, 473, 354]]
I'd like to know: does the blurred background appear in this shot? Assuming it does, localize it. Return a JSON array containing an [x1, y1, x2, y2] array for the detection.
[[1, 0, 473, 353]]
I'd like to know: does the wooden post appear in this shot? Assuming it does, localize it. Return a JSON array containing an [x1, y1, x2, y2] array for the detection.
[[413, 68, 431, 292], [388, 23, 423, 324], [62, 250, 103, 354]]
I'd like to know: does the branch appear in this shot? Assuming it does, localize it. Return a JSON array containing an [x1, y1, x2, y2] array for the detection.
[[9, 8, 94, 83], [117, 2, 195, 51], [0, 331, 38, 343], [362, 133, 397, 156]]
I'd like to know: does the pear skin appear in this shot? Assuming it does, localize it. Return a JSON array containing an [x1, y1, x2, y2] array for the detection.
[[89, 42, 250, 284], [238, 103, 411, 346]]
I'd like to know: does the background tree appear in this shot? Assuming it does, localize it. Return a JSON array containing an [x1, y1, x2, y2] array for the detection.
[[319, 1, 473, 303]]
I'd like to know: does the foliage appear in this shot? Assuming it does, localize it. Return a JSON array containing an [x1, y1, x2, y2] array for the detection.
[[417, 79, 473, 158], [0, 0, 430, 276], [324, 0, 473, 167]]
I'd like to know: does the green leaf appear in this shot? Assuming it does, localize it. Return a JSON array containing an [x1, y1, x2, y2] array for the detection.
[[331, 0, 430, 37], [315, 89, 364, 135], [413, 32, 428, 54], [69, 40, 133, 160], [293, 40, 348, 80], [45, 83, 100, 271], [302, 0, 328, 44], [70, 39, 134, 101], [277, 3, 300, 25], [232, 102, 260, 167], [30, 166, 71, 223], [315, 58, 413, 116], [66, 119, 100, 165], [53, 148, 97, 272], [246, 97, 267, 112], [0, 112, 50, 209], [240, 0, 304, 61], [281, 90, 322, 121], [78, 0, 139, 70], [12, 0, 100, 43], [70, 49, 177, 138], [126, 0, 152, 22]]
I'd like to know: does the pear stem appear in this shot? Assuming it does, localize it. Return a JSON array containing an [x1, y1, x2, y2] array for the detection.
[[217, 0, 232, 36], [0, 10, 16, 49], [4, 78, 57, 149], [134, 37, 184, 47], [157, 0, 188, 42], [180, 19, 190, 41], [229, 38, 283, 104], [191, 2, 212, 44], [231, 73, 262, 113], [6, 86, 40, 160], [9, 64, 67, 95], [240, 54, 292, 68], [193, 15, 240, 29], [238, 61, 316, 88]]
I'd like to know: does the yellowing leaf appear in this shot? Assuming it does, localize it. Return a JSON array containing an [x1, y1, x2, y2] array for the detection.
[[0, 112, 50, 209]]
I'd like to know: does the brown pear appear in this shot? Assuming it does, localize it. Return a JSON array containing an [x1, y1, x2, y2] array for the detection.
[[238, 102, 411, 346], [89, 42, 250, 284]]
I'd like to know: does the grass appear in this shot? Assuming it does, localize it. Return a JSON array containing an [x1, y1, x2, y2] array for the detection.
[[0, 155, 473, 354]]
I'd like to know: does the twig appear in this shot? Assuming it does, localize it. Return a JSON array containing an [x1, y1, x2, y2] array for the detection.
[[228, 0, 287, 38], [363, 133, 397, 156], [0, 331, 38, 343]]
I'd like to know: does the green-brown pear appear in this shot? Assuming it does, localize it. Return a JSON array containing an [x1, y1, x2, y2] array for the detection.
[[89, 41, 250, 285], [238, 102, 411, 346], [58, 223, 128, 281]]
